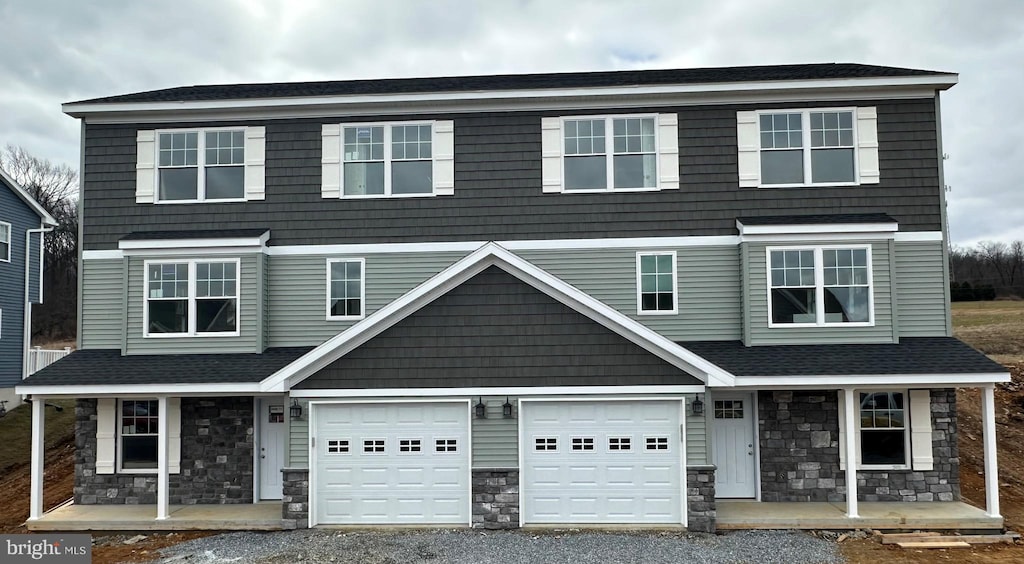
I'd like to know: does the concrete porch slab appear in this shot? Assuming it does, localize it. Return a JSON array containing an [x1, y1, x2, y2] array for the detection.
[[26, 501, 294, 531], [716, 501, 1003, 531]]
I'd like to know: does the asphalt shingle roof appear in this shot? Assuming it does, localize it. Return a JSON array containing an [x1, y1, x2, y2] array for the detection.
[[71, 63, 951, 105], [736, 213, 897, 226], [681, 337, 1006, 377], [21, 348, 313, 386]]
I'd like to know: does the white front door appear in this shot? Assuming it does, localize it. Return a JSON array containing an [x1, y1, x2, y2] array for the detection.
[[259, 400, 287, 500], [521, 399, 683, 524], [711, 394, 757, 498], [313, 401, 471, 525]]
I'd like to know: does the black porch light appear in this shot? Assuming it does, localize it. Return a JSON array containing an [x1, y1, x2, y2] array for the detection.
[[691, 395, 704, 416], [290, 399, 303, 419], [502, 397, 513, 419], [475, 397, 487, 419]]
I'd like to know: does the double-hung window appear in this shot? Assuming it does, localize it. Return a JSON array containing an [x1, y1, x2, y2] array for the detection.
[[0, 221, 10, 261], [326, 258, 365, 320], [563, 116, 657, 191], [145, 259, 240, 336], [157, 129, 246, 202], [857, 391, 908, 467], [636, 251, 677, 314], [768, 246, 872, 326], [759, 109, 855, 185], [342, 123, 432, 197], [120, 399, 159, 470]]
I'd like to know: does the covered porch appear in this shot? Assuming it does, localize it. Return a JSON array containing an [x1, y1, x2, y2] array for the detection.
[[26, 501, 291, 531], [717, 500, 1003, 531]]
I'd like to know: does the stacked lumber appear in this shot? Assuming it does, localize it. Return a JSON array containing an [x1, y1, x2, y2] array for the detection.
[[878, 530, 1020, 549]]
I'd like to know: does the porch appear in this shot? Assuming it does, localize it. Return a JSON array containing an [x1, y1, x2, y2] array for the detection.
[[26, 501, 292, 531], [717, 500, 1003, 531]]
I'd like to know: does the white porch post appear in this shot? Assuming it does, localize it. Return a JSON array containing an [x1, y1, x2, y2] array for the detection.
[[842, 387, 859, 519], [982, 384, 1001, 518], [157, 395, 169, 520], [29, 397, 45, 520]]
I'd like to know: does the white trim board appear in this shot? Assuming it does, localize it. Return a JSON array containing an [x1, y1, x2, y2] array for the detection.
[[80, 232, 944, 261], [730, 372, 1011, 388], [291, 386, 706, 398], [736, 221, 897, 236], [16, 382, 276, 397], [261, 242, 734, 391]]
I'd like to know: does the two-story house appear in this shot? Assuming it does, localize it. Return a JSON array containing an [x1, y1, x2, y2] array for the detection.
[[0, 167, 56, 408], [19, 63, 1009, 533]]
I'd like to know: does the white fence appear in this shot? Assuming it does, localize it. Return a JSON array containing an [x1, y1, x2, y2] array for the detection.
[[27, 346, 72, 375]]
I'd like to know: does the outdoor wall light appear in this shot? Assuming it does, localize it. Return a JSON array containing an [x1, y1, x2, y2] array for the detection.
[[691, 394, 704, 416], [475, 397, 487, 419], [502, 397, 513, 419], [290, 399, 303, 420]]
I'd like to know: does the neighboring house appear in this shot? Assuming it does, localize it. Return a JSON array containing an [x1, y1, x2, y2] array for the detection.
[[19, 63, 1010, 533], [0, 167, 57, 408]]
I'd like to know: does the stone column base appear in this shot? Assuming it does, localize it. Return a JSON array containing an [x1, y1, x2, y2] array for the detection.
[[472, 469, 519, 529], [687, 466, 717, 533], [282, 467, 309, 528]]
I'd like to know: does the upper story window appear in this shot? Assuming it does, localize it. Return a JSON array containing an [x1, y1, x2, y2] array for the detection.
[[320, 121, 455, 199], [768, 246, 873, 327], [326, 258, 365, 320], [736, 107, 879, 188], [0, 221, 10, 262], [145, 259, 240, 337], [541, 113, 679, 194], [636, 251, 677, 315], [135, 127, 265, 204]]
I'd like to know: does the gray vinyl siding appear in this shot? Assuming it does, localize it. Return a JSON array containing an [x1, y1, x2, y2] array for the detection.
[[267, 251, 468, 347], [745, 240, 895, 345], [517, 246, 741, 341], [125, 254, 261, 354], [895, 240, 949, 337], [0, 180, 40, 386], [80, 259, 124, 349], [288, 395, 708, 469], [81, 99, 942, 250]]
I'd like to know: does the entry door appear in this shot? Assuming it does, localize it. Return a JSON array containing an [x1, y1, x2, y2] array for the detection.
[[711, 394, 757, 498], [259, 400, 287, 500]]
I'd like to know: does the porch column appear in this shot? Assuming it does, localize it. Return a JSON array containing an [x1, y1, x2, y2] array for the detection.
[[28, 397, 45, 520], [981, 384, 1001, 518], [842, 387, 859, 518], [157, 395, 169, 520]]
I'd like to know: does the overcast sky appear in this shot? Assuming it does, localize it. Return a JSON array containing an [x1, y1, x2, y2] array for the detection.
[[1, 0, 1021, 244]]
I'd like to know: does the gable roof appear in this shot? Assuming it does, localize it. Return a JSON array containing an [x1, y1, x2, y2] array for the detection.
[[261, 243, 736, 392], [0, 167, 58, 226], [70, 63, 954, 106]]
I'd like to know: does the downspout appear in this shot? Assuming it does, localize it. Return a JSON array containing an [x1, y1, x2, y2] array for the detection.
[[22, 225, 53, 383]]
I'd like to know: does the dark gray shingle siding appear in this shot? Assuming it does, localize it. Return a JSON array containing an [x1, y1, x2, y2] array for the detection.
[[297, 266, 702, 389], [81, 99, 942, 249]]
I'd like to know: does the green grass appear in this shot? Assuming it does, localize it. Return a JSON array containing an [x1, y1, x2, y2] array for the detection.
[[952, 300, 1024, 364], [0, 399, 76, 475]]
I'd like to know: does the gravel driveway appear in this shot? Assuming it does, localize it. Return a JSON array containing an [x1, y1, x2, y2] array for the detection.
[[154, 529, 843, 564]]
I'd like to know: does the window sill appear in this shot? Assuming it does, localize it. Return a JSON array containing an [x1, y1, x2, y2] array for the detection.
[[767, 321, 876, 329], [154, 198, 248, 205], [858, 464, 911, 471], [637, 310, 679, 316], [755, 182, 861, 189], [143, 331, 242, 339], [116, 468, 158, 475], [558, 187, 664, 194], [338, 193, 438, 200], [326, 315, 365, 322]]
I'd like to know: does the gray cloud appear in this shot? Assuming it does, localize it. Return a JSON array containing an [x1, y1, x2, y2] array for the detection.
[[1, 0, 1021, 244]]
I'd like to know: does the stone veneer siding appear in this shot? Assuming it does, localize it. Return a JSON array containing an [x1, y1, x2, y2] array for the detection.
[[282, 468, 309, 528], [686, 466, 716, 533], [74, 397, 255, 505], [472, 470, 519, 529], [758, 389, 959, 503]]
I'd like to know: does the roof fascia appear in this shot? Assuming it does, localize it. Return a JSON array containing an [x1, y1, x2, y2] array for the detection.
[[16, 382, 265, 397], [728, 371, 1011, 388], [0, 167, 59, 225]]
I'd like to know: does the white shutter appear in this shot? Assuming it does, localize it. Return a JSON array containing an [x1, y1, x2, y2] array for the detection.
[[657, 113, 679, 190], [736, 111, 760, 188], [321, 124, 342, 198], [244, 126, 266, 200], [856, 106, 880, 184], [96, 398, 116, 474], [541, 117, 562, 193], [837, 390, 847, 470], [909, 390, 933, 471], [432, 120, 455, 196], [167, 398, 182, 474], [136, 130, 157, 203]]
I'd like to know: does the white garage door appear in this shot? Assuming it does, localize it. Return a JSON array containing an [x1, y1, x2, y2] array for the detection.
[[521, 400, 683, 524], [313, 402, 470, 525]]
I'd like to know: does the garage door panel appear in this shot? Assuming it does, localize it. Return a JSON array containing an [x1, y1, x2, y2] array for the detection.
[[522, 400, 683, 525], [315, 402, 469, 525]]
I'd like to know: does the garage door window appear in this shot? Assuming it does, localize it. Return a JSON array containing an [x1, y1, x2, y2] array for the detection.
[[608, 437, 632, 451], [327, 439, 349, 454], [571, 437, 594, 451], [535, 437, 558, 451], [435, 438, 458, 453], [363, 439, 385, 453], [645, 436, 669, 451], [399, 439, 422, 453]]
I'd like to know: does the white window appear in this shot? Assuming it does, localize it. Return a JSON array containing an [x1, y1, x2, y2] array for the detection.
[[645, 436, 669, 451], [571, 437, 594, 451], [541, 113, 679, 194], [435, 438, 458, 453], [363, 439, 385, 453], [119, 399, 159, 471], [156, 129, 246, 202], [767, 246, 873, 327], [0, 221, 10, 262], [857, 391, 908, 468], [320, 121, 455, 199], [327, 439, 350, 454], [326, 258, 364, 320], [608, 437, 631, 451], [534, 437, 557, 451], [636, 251, 677, 315], [713, 400, 745, 419], [399, 439, 422, 453], [736, 107, 879, 188], [144, 259, 240, 337]]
